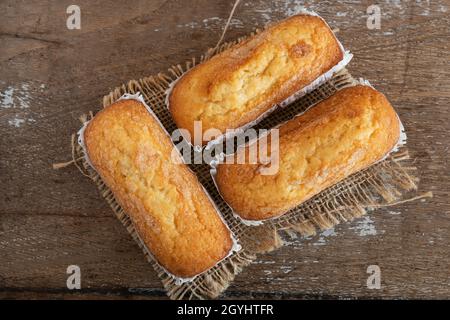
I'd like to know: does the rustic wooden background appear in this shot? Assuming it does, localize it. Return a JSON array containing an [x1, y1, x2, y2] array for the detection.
[[1, 0, 449, 299]]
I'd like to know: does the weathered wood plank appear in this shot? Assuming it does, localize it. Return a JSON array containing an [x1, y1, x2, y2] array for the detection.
[[1, 0, 449, 299]]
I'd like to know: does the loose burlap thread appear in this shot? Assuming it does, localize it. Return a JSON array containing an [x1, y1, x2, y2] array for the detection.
[[66, 32, 427, 299]]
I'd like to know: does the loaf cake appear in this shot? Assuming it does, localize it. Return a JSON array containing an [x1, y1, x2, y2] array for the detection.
[[214, 85, 401, 221], [83, 98, 233, 278], [169, 14, 346, 146]]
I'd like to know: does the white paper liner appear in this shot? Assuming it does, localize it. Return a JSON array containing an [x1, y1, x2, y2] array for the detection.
[[164, 9, 353, 150], [77, 92, 241, 285], [209, 81, 408, 225]]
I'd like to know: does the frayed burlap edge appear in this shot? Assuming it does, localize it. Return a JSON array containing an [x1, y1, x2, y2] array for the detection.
[[64, 33, 430, 299], [231, 149, 426, 253], [105, 42, 426, 252], [268, 150, 421, 237]]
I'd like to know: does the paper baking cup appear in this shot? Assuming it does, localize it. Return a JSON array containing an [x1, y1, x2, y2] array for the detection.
[[209, 80, 407, 225], [77, 92, 241, 285], [164, 10, 353, 150]]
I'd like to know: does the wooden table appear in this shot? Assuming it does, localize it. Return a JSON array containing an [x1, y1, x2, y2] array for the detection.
[[1, 0, 449, 299]]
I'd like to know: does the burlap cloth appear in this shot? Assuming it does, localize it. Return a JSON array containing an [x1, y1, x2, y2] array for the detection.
[[68, 37, 426, 299]]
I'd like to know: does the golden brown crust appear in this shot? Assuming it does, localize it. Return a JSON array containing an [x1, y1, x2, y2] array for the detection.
[[84, 99, 232, 278], [169, 14, 343, 145], [215, 86, 401, 221]]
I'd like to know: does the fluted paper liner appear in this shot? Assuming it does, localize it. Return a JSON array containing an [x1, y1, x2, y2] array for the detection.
[[209, 79, 408, 226], [164, 9, 353, 150], [77, 93, 242, 286]]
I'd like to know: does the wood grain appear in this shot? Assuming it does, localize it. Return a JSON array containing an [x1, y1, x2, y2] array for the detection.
[[1, 0, 449, 299]]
